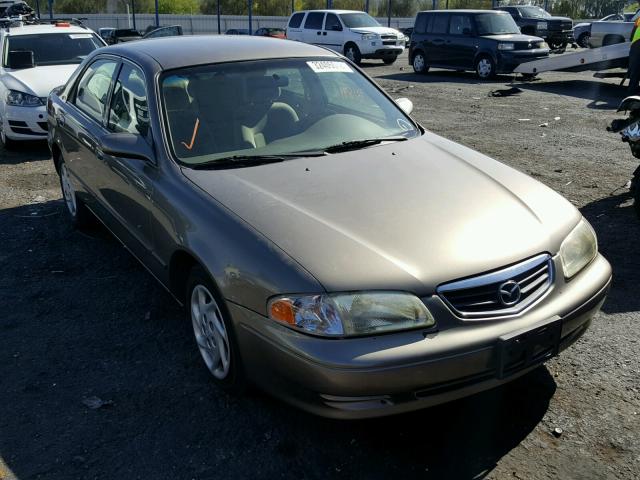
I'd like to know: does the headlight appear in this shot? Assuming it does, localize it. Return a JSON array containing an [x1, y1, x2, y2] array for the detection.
[[268, 291, 435, 337], [498, 42, 515, 51], [361, 33, 377, 41], [538, 21, 548, 30], [7, 90, 43, 107], [560, 218, 598, 278], [539, 41, 549, 49]]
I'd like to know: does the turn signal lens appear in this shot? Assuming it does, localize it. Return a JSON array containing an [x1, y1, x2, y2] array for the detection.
[[269, 299, 295, 325]]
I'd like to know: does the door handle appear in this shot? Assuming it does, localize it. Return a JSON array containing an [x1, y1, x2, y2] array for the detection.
[[323, 31, 327, 36], [317, 31, 321, 35], [57, 113, 65, 127]]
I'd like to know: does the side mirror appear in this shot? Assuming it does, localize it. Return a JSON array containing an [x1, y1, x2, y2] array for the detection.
[[462, 27, 472, 36], [7, 50, 35, 69], [395, 97, 413, 115], [331, 25, 343, 31], [100, 132, 155, 162]]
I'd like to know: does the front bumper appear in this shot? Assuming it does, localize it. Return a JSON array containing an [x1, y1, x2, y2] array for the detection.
[[360, 40, 404, 58], [1, 104, 48, 140], [497, 48, 550, 73], [232, 253, 611, 419], [545, 30, 574, 45]]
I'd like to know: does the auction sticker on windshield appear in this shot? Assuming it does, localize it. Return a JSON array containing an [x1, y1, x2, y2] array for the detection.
[[69, 34, 93, 39], [307, 61, 353, 73]]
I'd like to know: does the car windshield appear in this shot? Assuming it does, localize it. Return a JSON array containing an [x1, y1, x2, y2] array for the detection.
[[476, 13, 520, 35], [161, 58, 419, 166], [518, 6, 551, 19], [5, 33, 103, 66], [340, 13, 380, 28]]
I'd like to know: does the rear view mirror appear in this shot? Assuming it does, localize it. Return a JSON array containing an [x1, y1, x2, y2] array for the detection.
[[7, 50, 35, 69], [100, 132, 155, 162], [396, 97, 413, 115]]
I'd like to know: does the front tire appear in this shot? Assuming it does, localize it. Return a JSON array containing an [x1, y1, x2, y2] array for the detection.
[[475, 55, 496, 80], [58, 159, 93, 229], [412, 51, 429, 74], [577, 32, 591, 48], [383, 56, 397, 65], [0, 121, 17, 150], [344, 43, 362, 65], [187, 266, 246, 392]]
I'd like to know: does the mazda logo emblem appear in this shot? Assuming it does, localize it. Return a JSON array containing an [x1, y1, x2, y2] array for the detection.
[[498, 280, 521, 306]]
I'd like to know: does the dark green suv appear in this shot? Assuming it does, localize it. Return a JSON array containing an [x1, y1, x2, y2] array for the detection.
[[409, 10, 550, 79]]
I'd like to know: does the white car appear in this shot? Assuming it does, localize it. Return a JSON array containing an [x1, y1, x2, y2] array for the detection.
[[286, 10, 405, 65], [0, 18, 104, 148]]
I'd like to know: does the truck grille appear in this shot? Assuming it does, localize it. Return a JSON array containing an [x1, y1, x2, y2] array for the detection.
[[437, 254, 554, 318], [549, 20, 572, 31]]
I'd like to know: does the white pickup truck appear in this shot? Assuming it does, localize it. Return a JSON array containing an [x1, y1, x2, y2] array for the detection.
[[589, 12, 638, 48]]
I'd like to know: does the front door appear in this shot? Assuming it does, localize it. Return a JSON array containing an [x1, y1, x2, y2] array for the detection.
[[322, 13, 345, 52], [447, 14, 477, 69]]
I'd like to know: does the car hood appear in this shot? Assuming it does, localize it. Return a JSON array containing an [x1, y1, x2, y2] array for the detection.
[[482, 34, 545, 42], [182, 132, 580, 294], [1, 64, 78, 98], [349, 26, 401, 36], [547, 16, 573, 22]]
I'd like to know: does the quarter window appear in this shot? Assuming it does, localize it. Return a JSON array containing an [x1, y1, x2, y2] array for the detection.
[[108, 63, 149, 137], [304, 12, 325, 30], [288, 12, 304, 28], [74, 59, 118, 123]]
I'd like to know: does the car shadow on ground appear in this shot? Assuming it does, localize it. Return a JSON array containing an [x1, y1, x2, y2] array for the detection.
[[0, 200, 558, 479], [581, 190, 640, 315], [378, 69, 518, 86], [0, 141, 50, 165], [516, 78, 626, 110]]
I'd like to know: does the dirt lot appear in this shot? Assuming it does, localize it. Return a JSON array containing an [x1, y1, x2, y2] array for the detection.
[[1, 52, 639, 479]]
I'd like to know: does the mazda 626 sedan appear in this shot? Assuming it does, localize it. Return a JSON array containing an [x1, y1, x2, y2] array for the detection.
[[48, 36, 612, 419]]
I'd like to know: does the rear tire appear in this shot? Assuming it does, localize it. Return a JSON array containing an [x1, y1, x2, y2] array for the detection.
[[58, 158, 93, 229], [187, 266, 246, 393], [344, 43, 362, 65], [412, 51, 429, 74], [602, 35, 624, 47], [475, 55, 496, 80], [383, 56, 397, 65]]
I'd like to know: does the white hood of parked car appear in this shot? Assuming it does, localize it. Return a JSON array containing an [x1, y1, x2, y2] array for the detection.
[[350, 26, 402, 37], [1, 64, 78, 98]]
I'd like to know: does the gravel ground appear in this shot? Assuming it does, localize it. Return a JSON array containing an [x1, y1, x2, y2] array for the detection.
[[0, 52, 639, 480]]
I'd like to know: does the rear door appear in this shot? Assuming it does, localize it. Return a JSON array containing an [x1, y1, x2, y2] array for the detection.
[[426, 13, 449, 65], [303, 11, 326, 45], [58, 57, 119, 205]]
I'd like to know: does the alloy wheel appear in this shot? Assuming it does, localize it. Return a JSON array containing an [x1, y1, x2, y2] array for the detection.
[[191, 284, 231, 380], [477, 58, 492, 79], [60, 163, 77, 217], [413, 53, 426, 73]]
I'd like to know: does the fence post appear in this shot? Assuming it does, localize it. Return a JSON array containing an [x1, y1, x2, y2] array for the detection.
[[387, 0, 391, 27], [365, 0, 369, 13], [217, 0, 221, 34], [248, 0, 252, 34]]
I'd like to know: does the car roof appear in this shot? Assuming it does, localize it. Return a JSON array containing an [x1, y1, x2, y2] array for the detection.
[[1, 23, 93, 36], [293, 10, 364, 14], [101, 35, 339, 70]]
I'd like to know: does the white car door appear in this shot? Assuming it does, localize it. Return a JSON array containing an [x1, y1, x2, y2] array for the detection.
[[286, 11, 306, 41], [322, 12, 345, 52], [302, 11, 326, 45]]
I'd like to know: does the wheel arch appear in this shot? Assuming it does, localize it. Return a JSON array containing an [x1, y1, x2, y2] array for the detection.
[[51, 141, 63, 174], [169, 249, 220, 305], [602, 34, 625, 46]]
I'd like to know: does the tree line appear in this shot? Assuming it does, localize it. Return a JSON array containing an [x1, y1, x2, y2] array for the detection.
[[26, 0, 633, 18]]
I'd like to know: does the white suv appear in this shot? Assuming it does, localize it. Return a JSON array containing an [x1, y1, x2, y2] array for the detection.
[[0, 18, 105, 148], [286, 10, 405, 65]]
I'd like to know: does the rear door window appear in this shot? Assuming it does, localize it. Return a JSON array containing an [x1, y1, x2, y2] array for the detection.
[[289, 12, 304, 28], [431, 14, 449, 34], [304, 12, 325, 30], [73, 58, 118, 124]]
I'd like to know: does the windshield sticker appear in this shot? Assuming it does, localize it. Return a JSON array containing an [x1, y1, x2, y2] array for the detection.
[[181, 118, 200, 151], [69, 34, 93, 39], [306, 61, 353, 73]]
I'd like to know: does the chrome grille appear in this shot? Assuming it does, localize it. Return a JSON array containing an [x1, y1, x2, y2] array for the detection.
[[437, 254, 554, 318]]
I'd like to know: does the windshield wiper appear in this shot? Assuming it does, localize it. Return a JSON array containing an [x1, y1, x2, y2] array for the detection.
[[191, 151, 326, 170], [323, 136, 408, 154]]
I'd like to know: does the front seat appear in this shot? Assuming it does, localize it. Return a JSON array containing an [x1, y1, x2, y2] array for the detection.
[[241, 75, 300, 148]]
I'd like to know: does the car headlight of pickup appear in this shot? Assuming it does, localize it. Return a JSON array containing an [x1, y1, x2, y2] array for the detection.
[[361, 33, 378, 41], [559, 218, 598, 279], [268, 291, 435, 337], [537, 21, 548, 30], [6, 90, 43, 107], [498, 42, 515, 50], [539, 41, 549, 49]]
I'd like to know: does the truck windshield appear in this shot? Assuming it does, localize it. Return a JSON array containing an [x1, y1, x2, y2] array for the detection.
[[476, 14, 520, 35], [518, 6, 552, 19], [340, 13, 380, 28], [6, 33, 103, 66]]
